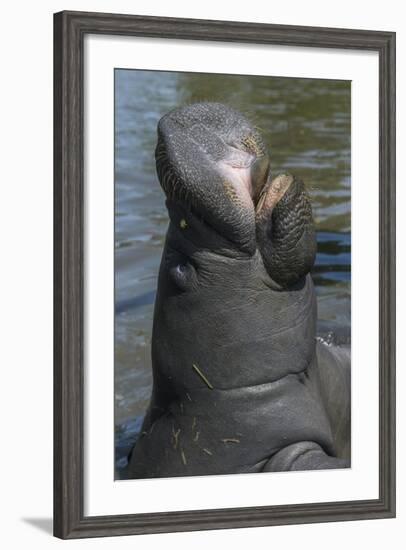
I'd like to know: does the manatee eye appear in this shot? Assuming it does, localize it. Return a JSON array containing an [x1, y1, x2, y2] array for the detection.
[[169, 262, 196, 291]]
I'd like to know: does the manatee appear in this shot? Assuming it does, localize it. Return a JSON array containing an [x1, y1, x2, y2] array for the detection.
[[127, 102, 350, 478]]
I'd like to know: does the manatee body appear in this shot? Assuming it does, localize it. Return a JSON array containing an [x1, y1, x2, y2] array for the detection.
[[127, 102, 350, 478]]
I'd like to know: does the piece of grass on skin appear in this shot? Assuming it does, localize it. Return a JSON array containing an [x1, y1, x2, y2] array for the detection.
[[192, 363, 214, 389], [172, 425, 181, 449]]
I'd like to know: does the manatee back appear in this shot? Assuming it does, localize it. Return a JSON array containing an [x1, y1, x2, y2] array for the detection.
[[316, 342, 351, 460]]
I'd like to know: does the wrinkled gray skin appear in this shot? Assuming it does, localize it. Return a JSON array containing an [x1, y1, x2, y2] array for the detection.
[[127, 102, 350, 478]]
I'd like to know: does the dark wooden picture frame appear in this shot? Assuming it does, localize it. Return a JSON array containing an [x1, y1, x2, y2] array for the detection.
[[54, 10, 396, 539]]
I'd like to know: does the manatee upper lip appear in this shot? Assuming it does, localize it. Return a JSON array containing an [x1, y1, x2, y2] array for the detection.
[[156, 108, 270, 211], [155, 102, 290, 252]]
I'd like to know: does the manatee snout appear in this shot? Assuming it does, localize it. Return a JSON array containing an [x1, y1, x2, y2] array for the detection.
[[155, 102, 316, 287], [155, 102, 267, 252]]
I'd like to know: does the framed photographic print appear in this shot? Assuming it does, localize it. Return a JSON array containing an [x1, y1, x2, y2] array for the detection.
[[54, 10, 396, 539]]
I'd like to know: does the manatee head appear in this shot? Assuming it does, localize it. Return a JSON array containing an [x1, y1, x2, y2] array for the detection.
[[155, 102, 316, 288]]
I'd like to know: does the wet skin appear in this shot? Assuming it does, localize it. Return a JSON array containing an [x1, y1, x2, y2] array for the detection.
[[127, 102, 350, 478]]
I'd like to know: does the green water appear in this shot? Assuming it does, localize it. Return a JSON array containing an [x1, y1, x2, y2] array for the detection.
[[115, 69, 351, 425]]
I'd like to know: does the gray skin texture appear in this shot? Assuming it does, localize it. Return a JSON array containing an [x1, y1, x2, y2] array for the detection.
[[127, 102, 350, 478]]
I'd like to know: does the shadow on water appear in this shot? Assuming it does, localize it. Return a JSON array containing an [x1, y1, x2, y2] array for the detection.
[[114, 70, 351, 457]]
